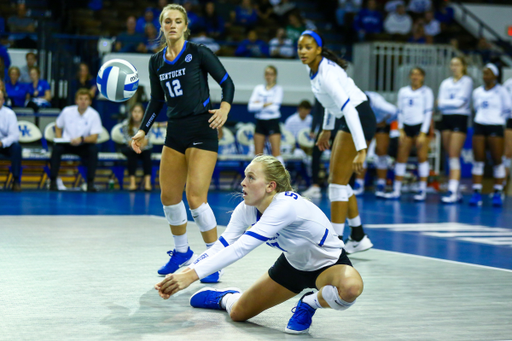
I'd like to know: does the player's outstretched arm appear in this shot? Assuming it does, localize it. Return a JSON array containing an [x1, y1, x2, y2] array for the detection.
[[155, 268, 199, 299]]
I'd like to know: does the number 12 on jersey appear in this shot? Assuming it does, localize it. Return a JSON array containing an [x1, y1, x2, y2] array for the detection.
[[165, 80, 183, 98]]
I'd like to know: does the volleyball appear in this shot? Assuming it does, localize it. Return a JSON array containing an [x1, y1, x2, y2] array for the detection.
[[96, 59, 139, 102]]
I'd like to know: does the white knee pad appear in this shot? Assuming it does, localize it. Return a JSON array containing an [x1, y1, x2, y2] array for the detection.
[[395, 163, 406, 177], [328, 184, 349, 202], [163, 201, 188, 226], [375, 155, 388, 170], [190, 203, 217, 232], [346, 184, 354, 198], [449, 157, 460, 171], [494, 164, 506, 178], [418, 161, 429, 178], [472, 161, 485, 176], [322, 285, 355, 311], [503, 157, 511, 169]]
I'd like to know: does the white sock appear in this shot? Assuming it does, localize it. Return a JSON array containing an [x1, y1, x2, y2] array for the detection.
[[377, 178, 386, 186], [448, 179, 459, 194], [331, 223, 345, 237], [419, 181, 427, 191], [494, 184, 503, 192], [206, 242, 215, 249], [302, 292, 322, 309], [355, 178, 364, 187], [173, 233, 188, 253], [393, 180, 402, 193], [473, 183, 482, 192], [347, 215, 361, 227], [221, 292, 242, 314]]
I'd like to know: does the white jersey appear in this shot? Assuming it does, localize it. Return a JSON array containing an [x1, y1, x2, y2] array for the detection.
[[307, 57, 368, 151], [56, 105, 103, 140], [397, 85, 434, 133], [284, 113, 313, 139], [0, 105, 19, 148], [365, 91, 397, 124], [437, 75, 473, 116], [248, 84, 283, 120], [503, 78, 512, 115], [472, 84, 512, 126], [189, 192, 344, 279]]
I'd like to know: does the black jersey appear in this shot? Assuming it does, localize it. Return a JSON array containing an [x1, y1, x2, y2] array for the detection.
[[140, 41, 235, 134]]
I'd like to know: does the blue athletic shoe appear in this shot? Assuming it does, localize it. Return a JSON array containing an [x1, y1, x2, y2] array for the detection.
[[492, 191, 503, 207], [200, 269, 224, 283], [285, 292, 317, 334], [469, 191, 482, 206], [189, 287, 241, 310], [157, 247, 195, 276]]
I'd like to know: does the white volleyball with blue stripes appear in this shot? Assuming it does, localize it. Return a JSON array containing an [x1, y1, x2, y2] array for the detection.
[[96, 59, 139, 102]]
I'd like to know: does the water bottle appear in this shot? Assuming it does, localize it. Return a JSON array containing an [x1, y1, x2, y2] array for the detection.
[[108, 179, 115, 190]]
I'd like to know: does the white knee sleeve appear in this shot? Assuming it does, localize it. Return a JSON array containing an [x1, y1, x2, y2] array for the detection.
[[375, 155, 388, 170], [163, 201, 188, 226], [449, 157, 460, 171], [503, 157, 511, 169], [395, 163, 406, 177], [328, 184, 349, 202], [346, 184, 354, 198], [190, 203, 217, 232], [472, 161, 485, 176], [418, 161, 429, 178], [322, 285, 355, 311], [494, 164, 506, 178]]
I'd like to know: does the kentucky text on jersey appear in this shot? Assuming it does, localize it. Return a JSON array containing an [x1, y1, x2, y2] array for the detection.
[[159, 68, 186, 81]]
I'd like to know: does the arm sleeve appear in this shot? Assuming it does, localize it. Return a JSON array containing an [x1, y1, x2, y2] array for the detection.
[[56, 111, 65, 129], [247, 86, 263, 112], [89, 113, 103, 136], [501, 88, 512, 119], [420, 88, 434, 134], [1, 113, 19, 147], [322, 108, 336, 130], [397, 89, 404, 129], [200, 45, 234, 104], [139, 56, 165, 134]]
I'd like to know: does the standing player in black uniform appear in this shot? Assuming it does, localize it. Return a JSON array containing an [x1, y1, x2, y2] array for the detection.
[[132, 4, 235, 282]]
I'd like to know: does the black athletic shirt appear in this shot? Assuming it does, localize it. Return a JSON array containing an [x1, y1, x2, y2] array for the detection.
[[139, 41, 235, 134]]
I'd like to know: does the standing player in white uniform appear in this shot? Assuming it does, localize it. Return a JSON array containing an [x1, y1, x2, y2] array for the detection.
[[385, 67, 434, 201], [297, 30, 376, 253], [437, 57, 473, 203], [155, 155, 363, 334], [469, 64, 511, 207], [353, 91, 398, 197], [502, 76, 512, 188], [248, 65, 285, 165]]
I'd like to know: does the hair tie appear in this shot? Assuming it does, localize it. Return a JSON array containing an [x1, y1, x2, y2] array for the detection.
[[300, 30, 322, 47]]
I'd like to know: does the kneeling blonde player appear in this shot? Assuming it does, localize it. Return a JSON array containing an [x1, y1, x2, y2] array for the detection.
[[155, 155, 363, 334]]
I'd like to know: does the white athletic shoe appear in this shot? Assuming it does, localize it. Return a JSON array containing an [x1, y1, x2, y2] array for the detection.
[[384, 191, 401, 200], [413, 190, 426, 202], [344, 235, 373, 254], [301, 186, 321, 199], [441, 191, 462, 204]]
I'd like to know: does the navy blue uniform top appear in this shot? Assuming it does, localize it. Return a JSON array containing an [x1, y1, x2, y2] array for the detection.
[[140, 41, 235, 134]]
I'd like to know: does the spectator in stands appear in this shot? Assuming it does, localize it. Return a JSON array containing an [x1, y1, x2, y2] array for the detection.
[[5, 67, 27, 108], [19, 52, 37, 84], [273, 0, 296, 21], [26, 66, 52, 112], [384, 4, 412, 38], [0, 43, 11, 79], [137, 23, 160, 54], [285, 11, 306, 44], [183, 1, 204, 34], [284, 100, 313, 139], [69, 63, 97, 105], [353, 0, 383, 41], [235, 30, 269, 57], [191, 30, 220, 54], [256, 0, 276, 23], [269, 28, 295, 59], [152, 0, 169, 19], [7, 3, 37, 48], [0, 91, 22, 191], [407, 0, 431, 14], [408, 22, 426, 44], [0, 79, 12, 107], [136, 7, 161, 35], [121, 103, 153, 191], [0, 14, 5, 35], [435, 1, 454, 26], [231, 0, 258, 30], [336, 0, 363, 28], [49, 89, 103, 192], [115, 16, 145, 53], [203, 2, 225, 40], [384, 0, 404, 13], [423, 10, 440, 43]]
